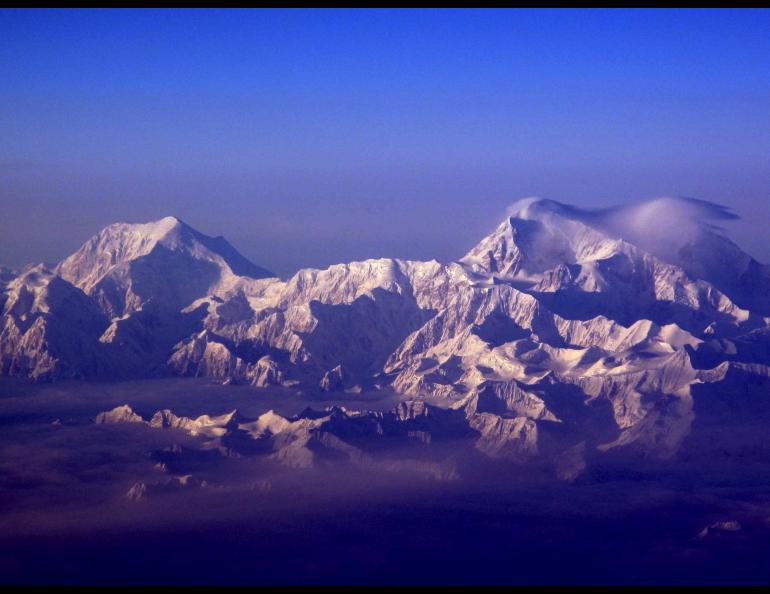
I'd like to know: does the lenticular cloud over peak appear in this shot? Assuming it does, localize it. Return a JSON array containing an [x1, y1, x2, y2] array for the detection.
[[502, 195, 743, 265], [507, 195, 738, 233], [597, 196, 739, 243]]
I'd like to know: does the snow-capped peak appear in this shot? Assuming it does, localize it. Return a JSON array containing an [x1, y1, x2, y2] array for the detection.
[[54, 215, 274, 317], [460, 197, 619, 281]]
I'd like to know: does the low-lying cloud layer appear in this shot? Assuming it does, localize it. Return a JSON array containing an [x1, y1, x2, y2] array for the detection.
[[2, 378, 770, 584]]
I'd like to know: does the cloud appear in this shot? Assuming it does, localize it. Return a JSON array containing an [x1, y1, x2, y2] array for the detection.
[[505, 195, 742, 263]]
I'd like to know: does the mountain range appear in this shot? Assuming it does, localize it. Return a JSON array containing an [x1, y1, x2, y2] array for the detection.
[[3, 197, 770, 474]]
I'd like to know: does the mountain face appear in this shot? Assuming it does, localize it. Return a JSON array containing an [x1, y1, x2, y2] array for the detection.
[[3, 198, 770, 474], [1, 266, 110, 380], [55, 216, 274, 318]]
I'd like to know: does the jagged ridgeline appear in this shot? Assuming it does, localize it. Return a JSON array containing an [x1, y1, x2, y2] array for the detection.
[[3, 198, 770, 468]]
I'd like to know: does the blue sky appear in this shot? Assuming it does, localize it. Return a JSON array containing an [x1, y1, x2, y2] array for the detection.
[[1, 8, 769, 275]]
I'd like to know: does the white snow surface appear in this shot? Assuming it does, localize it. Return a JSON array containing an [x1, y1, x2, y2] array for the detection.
[[4, 197, 770, 468]]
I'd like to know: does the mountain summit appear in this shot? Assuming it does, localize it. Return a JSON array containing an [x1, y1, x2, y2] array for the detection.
[[55, 216, 274, 317], [462, 197, 770, 317]]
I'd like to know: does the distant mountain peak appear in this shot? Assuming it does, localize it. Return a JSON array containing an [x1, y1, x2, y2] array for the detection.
[[461, 198, 610, 280], [54, 216, 274, 317]]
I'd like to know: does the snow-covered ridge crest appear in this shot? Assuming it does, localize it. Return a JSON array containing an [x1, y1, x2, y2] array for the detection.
[[466, 195, 740, 275], [4, 196, 770, 469], [462, 196, 769, 316], [54, 215, 275, 318]]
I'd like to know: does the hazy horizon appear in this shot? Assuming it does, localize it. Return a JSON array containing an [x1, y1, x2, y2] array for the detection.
[[2, 8, 770, 276], [0, 194, 762, 280]]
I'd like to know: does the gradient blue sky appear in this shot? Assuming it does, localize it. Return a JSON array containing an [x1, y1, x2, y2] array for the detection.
[[1, 8, 769, 276]]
